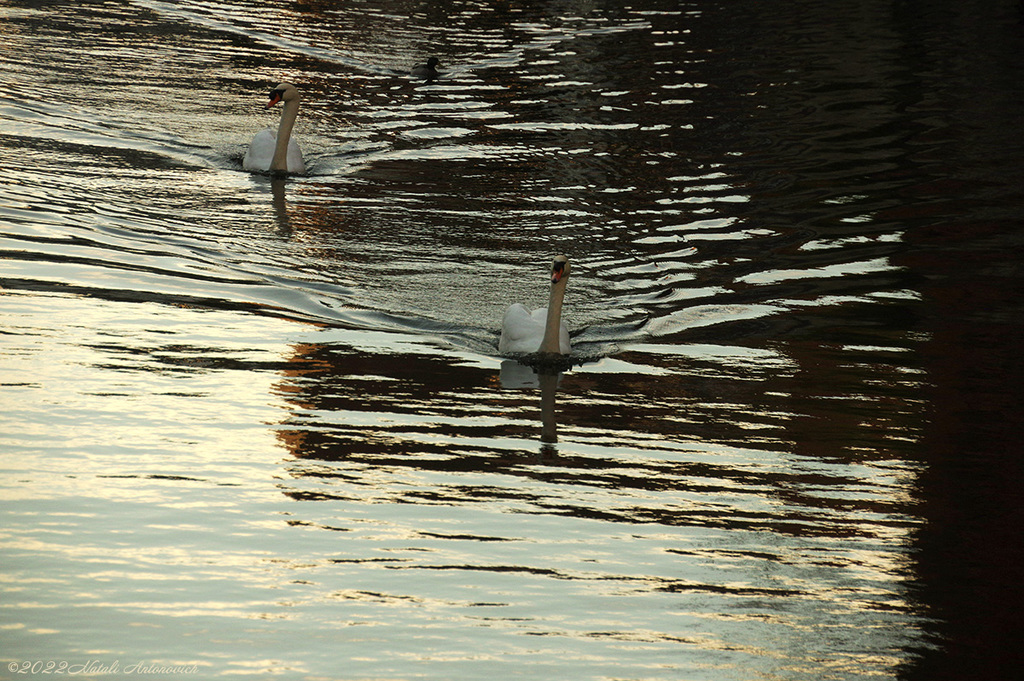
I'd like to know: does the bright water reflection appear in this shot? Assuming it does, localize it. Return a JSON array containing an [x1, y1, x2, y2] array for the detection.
[[3, 0, 1024, 679], [2, 293, 927, 680]]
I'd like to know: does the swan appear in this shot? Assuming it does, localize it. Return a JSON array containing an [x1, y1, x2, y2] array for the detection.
[[243, 83, 305, 174], [499, 255, 572, 355], [411, 57, 440, 80]]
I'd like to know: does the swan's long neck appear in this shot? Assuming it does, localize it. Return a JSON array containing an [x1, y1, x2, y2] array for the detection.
[[539, 276, 567, 354], [271, 98, 300, 172]]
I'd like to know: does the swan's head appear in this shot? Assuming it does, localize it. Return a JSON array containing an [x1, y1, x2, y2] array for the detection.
[[551, 255, 570, 283], [266, 83, 300, 108], [426, 57, 440, 69]]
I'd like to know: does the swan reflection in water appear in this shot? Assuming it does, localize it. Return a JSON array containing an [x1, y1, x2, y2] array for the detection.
[[270, 177, 291, 234], [499, 361, 564, 449]]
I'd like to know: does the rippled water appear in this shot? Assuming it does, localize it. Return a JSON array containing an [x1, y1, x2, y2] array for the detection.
[[3, 0, 1024, 679]]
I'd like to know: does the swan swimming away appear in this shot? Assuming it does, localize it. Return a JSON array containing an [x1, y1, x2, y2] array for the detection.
[[499, 255, 572, 355], [243, 83, 305, 174]]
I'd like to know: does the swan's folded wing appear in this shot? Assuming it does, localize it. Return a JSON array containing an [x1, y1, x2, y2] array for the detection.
[[499, 304, 543, 353], [286, 139, 305, 174], [243, 128, 276, 171], [558, 322, 571, 354]]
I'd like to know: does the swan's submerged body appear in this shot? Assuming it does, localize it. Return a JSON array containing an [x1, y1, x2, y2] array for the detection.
[[499, 256, 572, 355], [243, 83, 305, 174]]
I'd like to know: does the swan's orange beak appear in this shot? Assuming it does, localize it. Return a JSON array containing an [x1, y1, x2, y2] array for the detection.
[[266, 92, 283, 108], [551, 265, 565, 283]]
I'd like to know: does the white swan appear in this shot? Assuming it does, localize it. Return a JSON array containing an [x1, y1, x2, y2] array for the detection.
[[499, 255, 572, 355], [243, 83, 305, 174]]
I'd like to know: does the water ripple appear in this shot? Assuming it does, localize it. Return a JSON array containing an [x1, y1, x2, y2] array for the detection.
[[5, 0, 1002, 677]]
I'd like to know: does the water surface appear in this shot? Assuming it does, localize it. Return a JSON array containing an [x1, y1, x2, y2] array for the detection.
[[3, 1, 1024, 679]]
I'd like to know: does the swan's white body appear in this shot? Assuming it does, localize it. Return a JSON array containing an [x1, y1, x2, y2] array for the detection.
[[499, 256, 571, 355], [244, 128, 304, 173], [243, 83, 305, 174], [499, 304, 571, 354]]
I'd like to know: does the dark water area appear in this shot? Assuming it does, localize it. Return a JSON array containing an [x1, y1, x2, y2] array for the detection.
[[2, 0, 1024, 679]]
